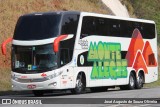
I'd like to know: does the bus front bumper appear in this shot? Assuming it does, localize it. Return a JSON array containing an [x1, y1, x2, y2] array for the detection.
[[11, 77, 62, 91], [11, 69, 67, 91]]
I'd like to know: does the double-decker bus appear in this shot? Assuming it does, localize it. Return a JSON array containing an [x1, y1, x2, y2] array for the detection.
[[1, 11, 158, 96]]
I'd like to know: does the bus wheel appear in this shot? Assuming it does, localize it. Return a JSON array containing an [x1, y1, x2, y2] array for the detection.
[[32, 90, 44, 97], [128, 72, 136, 90], [71, 73, 86, 94], [120, 72, 136, 90], [135, 72, 144, 89]]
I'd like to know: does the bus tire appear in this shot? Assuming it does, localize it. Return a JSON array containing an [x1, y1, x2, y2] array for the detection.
[[128, 72, 136, 90], [32, 90, 44, 97], [135, 72, 144, 89], [120, 72, 136, 90], [71, 73, 86, 94]]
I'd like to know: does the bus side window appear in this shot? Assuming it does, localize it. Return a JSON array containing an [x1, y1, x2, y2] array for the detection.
[[81, 17, 96, 38], [60, 49, 69, 66], [108, 19, 120, 36], [81, 16, 110, 37], [142, 23, 155, 39], [127, 21, 134, 37], [61, 14, 79, 35], [120, 20, 128, 37], [96, 18, 108, 36]]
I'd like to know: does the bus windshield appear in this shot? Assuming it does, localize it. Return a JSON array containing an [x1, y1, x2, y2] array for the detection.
[[13, 14, 61, 40], [12, 44, 58, 73]]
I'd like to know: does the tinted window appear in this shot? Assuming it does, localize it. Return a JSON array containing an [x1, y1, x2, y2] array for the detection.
[[14, 14, 61, 40], [81, 16, 155, 39], [61, 14, 79, 35], [108, 19, 120, 36], [60, 49, 69, 66], [121, 51, 127, 59], [127, 21, 134, 37], [81, 16, 108, 38], [142, 23, 155, 39], [96, 18, 108, 36], [81, 17, 96, 37], [120, 20, 133, 37]]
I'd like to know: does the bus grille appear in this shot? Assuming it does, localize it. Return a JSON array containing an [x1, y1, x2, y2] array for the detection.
[[17, 78, 48, 83]]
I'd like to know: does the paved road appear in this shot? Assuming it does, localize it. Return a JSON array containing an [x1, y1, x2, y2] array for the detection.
[[1, 87, 160, 98], [0, 87, 160, 107]]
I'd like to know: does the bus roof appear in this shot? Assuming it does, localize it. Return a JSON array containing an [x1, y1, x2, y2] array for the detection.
[[81, 12, 155, 24]]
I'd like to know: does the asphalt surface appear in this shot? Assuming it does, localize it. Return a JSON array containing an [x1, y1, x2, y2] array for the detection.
[[0, 87, 160, 107]]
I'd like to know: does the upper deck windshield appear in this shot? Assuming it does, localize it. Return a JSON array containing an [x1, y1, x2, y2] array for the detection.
[[13, 13, 61, 40], [12, 44, 58, 73]]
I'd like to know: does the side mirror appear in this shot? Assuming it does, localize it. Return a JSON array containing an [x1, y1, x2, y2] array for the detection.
[[1, 38, 13, 55], [53, 34, 74, 53]]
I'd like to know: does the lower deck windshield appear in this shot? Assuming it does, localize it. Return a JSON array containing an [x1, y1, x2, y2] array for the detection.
[[12, 44, 58, 73]]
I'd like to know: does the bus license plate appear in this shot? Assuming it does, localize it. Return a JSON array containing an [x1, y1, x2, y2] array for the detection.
[[27, 84, 36, 89]]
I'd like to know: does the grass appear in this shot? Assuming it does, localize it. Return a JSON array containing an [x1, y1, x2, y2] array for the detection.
[[0, 68, 11, 91]]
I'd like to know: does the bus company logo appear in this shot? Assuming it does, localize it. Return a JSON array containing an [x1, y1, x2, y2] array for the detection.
[[126, 29, 157, 74], [87, 41, 128, 80], [78, 39, 88, 49]]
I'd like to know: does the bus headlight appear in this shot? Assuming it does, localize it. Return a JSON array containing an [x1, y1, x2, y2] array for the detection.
[[11, 75, 18, 81], [46, 71, 63, 80]]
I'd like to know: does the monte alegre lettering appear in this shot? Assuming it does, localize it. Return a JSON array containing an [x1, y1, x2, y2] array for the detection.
[[87, 41, 128, 79]]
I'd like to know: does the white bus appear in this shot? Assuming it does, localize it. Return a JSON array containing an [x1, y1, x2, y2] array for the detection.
[[2, 11, 158, 96]]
